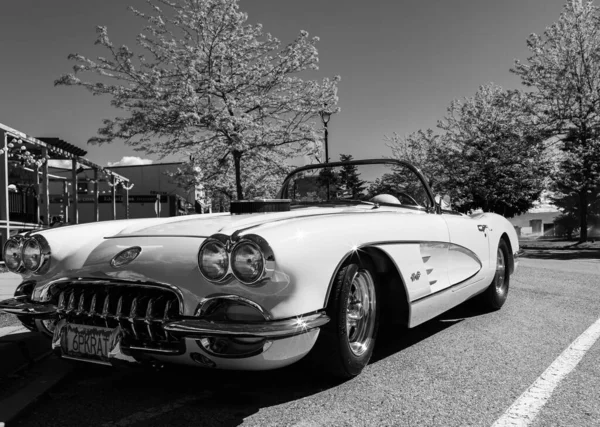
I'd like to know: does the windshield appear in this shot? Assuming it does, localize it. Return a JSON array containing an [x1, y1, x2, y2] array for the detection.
[[279, 159, 434, 210]]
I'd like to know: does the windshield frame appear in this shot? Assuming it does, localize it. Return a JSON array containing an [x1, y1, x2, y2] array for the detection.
[[277, 158, 437, 212]]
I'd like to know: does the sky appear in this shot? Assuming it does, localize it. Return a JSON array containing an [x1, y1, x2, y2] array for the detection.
[[0, 0, 569, 168]]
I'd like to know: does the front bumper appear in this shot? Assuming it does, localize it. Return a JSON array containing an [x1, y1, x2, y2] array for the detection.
[[0, 296, 329, 369], [0, 297, 329, 339]]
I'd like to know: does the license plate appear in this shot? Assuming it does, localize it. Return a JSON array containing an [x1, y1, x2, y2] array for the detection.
[[63, 324, 113, 362]]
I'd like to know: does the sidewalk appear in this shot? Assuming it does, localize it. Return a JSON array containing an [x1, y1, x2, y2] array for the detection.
[[0, 272, 53, 379], [0, 272, 21, 301]]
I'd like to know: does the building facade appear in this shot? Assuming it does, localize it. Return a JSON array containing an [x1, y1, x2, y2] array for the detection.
[[47, 162, 208, 224], [1, 123, 131, 256]]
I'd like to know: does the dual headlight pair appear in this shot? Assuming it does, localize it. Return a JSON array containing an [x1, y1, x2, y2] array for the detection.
[[3, 234, 51, 274], [198, 235, 272, 286]]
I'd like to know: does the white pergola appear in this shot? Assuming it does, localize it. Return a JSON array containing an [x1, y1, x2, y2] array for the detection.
[[0, 123, 132, 248]]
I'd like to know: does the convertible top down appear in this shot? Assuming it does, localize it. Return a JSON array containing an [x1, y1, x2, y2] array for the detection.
[[1, 158, 519, 378]]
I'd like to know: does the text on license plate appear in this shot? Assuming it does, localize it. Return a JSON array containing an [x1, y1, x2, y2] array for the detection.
[[64, 324, 113, 361]]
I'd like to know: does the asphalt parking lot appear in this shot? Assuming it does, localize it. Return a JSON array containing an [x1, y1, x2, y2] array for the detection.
[[2, 251, 600, 427]]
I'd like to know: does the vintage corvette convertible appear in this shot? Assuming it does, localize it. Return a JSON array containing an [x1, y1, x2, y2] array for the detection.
[[0, 159, 519, 378]]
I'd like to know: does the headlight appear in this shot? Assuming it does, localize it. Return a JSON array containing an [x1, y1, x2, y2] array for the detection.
[[231, 241, 264, 284], [3, 236, 25, 272], [198, 240, 229, 281], [21, 235, 50, 273]]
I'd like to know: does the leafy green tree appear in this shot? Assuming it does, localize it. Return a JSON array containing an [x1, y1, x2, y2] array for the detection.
[[338, 154, 366, 198], [388, 85, 550, 217], [55, 0, 339, 201], [551, 177, 600, 238], [512, 0, 600, 241]]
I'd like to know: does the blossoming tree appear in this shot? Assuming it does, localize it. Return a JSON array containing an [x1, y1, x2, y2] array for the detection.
[[55, 0, 339, 201]]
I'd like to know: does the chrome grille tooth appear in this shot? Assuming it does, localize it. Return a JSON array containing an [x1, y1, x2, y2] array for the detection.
[[116, 295, 124, 319], [102, 293, 111, 327], [151, 296, 167, 341], [77, 292, 86, 315], [129, 297, 138, 319], [129, 297, 139, 340], [67, 292, 76, 313], [89, 293, 97, 316], [58, 291, 66, 311], [163, 300, 172, 320], [146, 297, 156, 342]]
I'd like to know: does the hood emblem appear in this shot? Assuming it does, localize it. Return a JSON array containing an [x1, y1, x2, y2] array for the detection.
[[111, 247, 142, 268]]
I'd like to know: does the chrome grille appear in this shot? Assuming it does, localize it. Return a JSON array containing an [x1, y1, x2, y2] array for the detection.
[[53, 283, 181, 351]]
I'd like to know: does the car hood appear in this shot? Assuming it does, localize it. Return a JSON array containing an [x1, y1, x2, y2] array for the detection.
[[110, 206, 388, 238]]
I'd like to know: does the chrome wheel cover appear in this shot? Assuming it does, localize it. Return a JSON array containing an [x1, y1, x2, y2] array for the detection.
[[346, 269, 376, 357], [495, 247, 507, 295]]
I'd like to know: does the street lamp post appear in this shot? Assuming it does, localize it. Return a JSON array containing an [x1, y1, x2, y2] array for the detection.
[[320, 110, 331, 163]]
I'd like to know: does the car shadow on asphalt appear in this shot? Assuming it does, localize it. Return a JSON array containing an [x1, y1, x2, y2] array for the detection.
[[521, 249, 600, 261], [371, 298, 488, 363], [32, 301, 489, 427]]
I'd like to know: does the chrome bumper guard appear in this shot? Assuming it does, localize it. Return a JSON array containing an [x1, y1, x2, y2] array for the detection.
[[164, 312, 330, 340], [514, 249, 524, 259], [164, 312, 329, 339], [0, 297, 57, 316], [1, 297, 331, 341]]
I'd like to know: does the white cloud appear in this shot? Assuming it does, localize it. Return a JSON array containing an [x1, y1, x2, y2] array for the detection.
[[107, 156, 154, 167], [47, 159, 74, 169]]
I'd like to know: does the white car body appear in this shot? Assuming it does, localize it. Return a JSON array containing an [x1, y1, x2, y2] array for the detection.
[[1, 159, 520, 373]]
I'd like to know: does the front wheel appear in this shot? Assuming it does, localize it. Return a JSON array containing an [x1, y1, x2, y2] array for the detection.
[[311, 261, 380, 378], [480, 239, 510, 310]]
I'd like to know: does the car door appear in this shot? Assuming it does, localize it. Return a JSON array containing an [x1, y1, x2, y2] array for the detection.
[[442, 213, 490, 288]]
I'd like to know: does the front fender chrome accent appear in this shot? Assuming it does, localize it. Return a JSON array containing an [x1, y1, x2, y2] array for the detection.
[[164, 311, 329, 339]]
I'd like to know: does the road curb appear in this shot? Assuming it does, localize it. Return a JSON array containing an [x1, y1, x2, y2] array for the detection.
[[0, 332, 52, 378], [520, 246, 600, 251]]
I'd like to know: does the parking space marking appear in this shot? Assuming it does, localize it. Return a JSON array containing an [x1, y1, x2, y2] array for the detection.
[[492, 315, 600, 427], [100, 393, 210, 427]]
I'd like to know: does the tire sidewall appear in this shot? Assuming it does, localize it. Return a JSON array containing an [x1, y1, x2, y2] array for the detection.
[[331, 261, 380, 377], [490, 239, 510, 309]]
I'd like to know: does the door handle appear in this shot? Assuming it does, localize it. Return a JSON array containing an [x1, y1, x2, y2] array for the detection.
[[477, 225, 488, 232]]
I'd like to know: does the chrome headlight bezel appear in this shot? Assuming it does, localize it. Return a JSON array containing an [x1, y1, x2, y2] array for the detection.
[[21, 234, 51, 274], [197, 233, 275, 287], [230, 240, 265, 286], [198, 236, 230, 282], [3, 235, 26, 273]]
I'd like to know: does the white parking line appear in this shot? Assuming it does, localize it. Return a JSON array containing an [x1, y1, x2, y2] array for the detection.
[[492, 316, 600, 427]]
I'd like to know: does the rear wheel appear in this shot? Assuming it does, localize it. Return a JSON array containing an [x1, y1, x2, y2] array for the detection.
[[480, 239, 510, 310], [311, 260, 380, 378]]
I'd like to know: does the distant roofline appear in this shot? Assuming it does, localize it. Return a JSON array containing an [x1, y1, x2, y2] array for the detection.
[[48, 161, 184, 171], [106, 162, 183, 168]]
